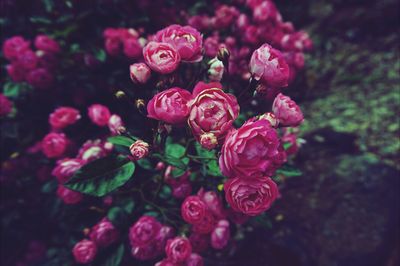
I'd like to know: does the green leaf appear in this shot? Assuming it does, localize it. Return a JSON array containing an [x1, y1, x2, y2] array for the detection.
[[153, 154, 187, 170], [137, 158, 153, 170], [94, 48, 107, 62], [107, 207, 128, 228], [276, 165, 302, 177], [194, 142, 214, 158], [165, 143, 186, 158], [194, 143, 222, 176], [3, 82, 31, 99], [107, 136, 134, 147], [206, 160, 222, 176], [65, 156, 135, 197], [102, 244, 124, 266], [30, 16, 52, 24], [283, 142, 292, 150]]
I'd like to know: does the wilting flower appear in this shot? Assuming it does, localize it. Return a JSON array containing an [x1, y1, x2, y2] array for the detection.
[[165, 237, 192, 263], [88, 104, 111, 127], [41, 132, 68, 158], [272, 93, 304, 127], [72, 239, 97, 264], [52, 158, 84, 183], [49, 107, 81, 130], [129, 140, 150, 161], [89, 218, 119, 248], [143, 41, 180, 74], [130, 63, 151, 84]]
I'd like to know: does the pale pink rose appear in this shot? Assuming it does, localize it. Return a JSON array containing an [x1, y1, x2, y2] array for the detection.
[[72, 239, 97, 264], [211, 220, 230, 249], [41, 132, 68, 158], [129, 140, 150, 161], [49, 107, 81, 130], [143, 41, 180, 74], [165, 237, 192, 263], [272, 93, 304, 127], [188, 82, 239, 146], [129, 63, 151, 84], [219, 118, 281, 178], [224, 176, 279, 216], [147, 87, 192, 125], [52, 158, 84, 183], [155, 24, 203, 62], [88, 104, 111, 127], [249, 43, 289, 88], [108, 114, 124, 135]]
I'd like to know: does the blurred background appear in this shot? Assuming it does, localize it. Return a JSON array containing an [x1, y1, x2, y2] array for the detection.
[[1, 0, 399, 265]]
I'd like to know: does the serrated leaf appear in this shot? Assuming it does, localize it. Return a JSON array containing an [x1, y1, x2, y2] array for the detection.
[[107, 136, 134, 147], [102, 244, 124, 266], [65, 156, 135, 197]]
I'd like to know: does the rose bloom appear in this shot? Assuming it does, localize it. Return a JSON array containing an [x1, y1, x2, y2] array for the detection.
[[77, 139, 113, 163], [208, 58, 224, 82], [57, 185, 83, 205], [224, 176, 279, 216], [189, 233, 209, 253], [259, 112, 279, 128], [181, 195, 207, 224], [203, 36, 219, 57], [89, 218, 119, 248], [272, 93, 304, 127], [88, 104, 111, 127], [72, 239, 97, 264], [211, 220, 230, 250], [186, 253, 204, 266], [26, 68, 54, 89], [34, 35, 60, 54], [192, 212, 215, 234], [0, 94, 12, 117], [253, 1, 278, 23], [2, 36, 31, 61], [154, 225, 175, 252], [147, 87, 192, 125], [123, 38, 142, 59], [105, 37, 122, 56], [143, 41, 180, 74], [155, 24, 203, 62], [49, 107, 81, 130], [249, 43, 289, 88], [41, 132, 68, 158], [130, 63, 151, 84], [17, 50, 38, 70], [282, 133, 299, 156], [219, 118, 281, 178], [131, 242, 160, 261], [129, 140, 150, 161], [172, 180, 192, 199], [129, 215, 162, 247], [108, 114, 124, 135], [188, 82, 239, 145], [6, 63, 26, 82], [165, 237, 192, 263], [197, 189, 226, 219], [214, 5, 239, 29], [52, 158, 84, 183]]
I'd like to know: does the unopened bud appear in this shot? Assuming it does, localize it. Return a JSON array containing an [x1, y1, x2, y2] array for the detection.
[[115, 91, 126, 99], [208, 58, 224, 82], [200, 133, 218, 150], [217, 45, 230, 63], [135, 99, 146, 113], [130, 63, 151, 84], [259, 112, 279, 128]]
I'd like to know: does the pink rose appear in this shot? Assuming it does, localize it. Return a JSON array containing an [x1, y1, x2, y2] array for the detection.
[[88, 104, 111, 127], [105, 37, 122, 56], [130, 63, 151, 84], [219, 119, 281, 178], [147, 87, 192, 125], [72, 239, 97, 264], [17, 50, 38, 70], [211, 220, 230, 249], [224, 176, 279, 216], [181, 196, 207, 224], [49, 107, 81, 130], [131, 242, 160, 261], [154, 259, 176, 266], [129, 215, 162, 247], [0, 94, 12, 117], [192, 212, 215, 234], [89, 218, 119, 248], [214, 5, 239, 29], [41, 132, 68, 158], [165, 237, 192, 263], [282, 133, 299, 156], [249, 43, 289, 88], [172, 181, 192, 199], [57, 185, 83, 205], [259, 112, 279, 128], [108, 114, 124, 135], [189, 233, 209, 253], [129, 140, 150, 161], [272, 93, 304, 127], [123, 38, 142, 59], [188, 82, 239, 146], [77, 139, 113, 163], [2, 36, 30, 61], [52, 158, 84, 183], [26, 68, 54, 89], [199, 132, 218, 150], [253, 1, 278, 23], [197, 189, 226, 219], [143, 41, 180, 74], [188, 15, 212, 31], [281, 31, 313, 52], [186, 253, 204, 266], [6, 63, 26, 82], [203, 36, 219, 57], [34, 35, 60, 54], [155, 24, 203, 62], [154, 225, 175, 251]]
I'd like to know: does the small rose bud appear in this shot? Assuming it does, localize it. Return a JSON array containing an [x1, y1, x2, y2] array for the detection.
[[135, 99, 145, 112], [156, 162, 166, 171], [259, 112, 279, 128], [130, 63, 151, 84], [129, 140, 149, 161], [72, 239, 97, 264], [115, 91, 126, 99], [208, 58, 224, 82], [200, 133, 218, 150], [217, 45, 230, 64]]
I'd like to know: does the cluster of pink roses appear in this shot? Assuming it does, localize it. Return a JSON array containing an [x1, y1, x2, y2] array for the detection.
[[103, 27, 146, 60], [3, 35, 60, 89]]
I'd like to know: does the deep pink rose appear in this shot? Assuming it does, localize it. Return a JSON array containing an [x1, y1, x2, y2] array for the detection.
[[188, 15, 212, 31], [3, 36, 30, 61], [6, 63, 26, 82], [219, 119, 281, 178], [192, 211, 215, 234], [188, 82, 239, 146], [77, 139, 113, 163], [0, 94, 12, 117], [130, 63, 151, 84], [72, 239, 97, 264], [89, 218, 119, 248], [129, 140, 150, 161], [203, 36, 219, 57], [88, 104, 111, 127], [147, 87, 192, 124], [272, 93, 304, 127], [123, 38, 142, 59], [108, 114, 124, 135], [41, 132, 68, 158], [189, 233, 209, 253], [52, 158, 84, 183], [249, 43, 289, 88], [143, 41, 180, 74], [155, 24, 203, 62], [242, 25, 259, 45], [211, 220, 230, 249], [57, 185, 83, 205], [154, 225, 175, 251], [197, 189, 226, 219], [131, 242, 160, 261], [34, 35, 60, 54], [37, 50, 58, 70], [105, 37, 122, 56], [282, 133, 299, 156], [17, 50, 38, 70], [224, 176, 279, 216], [186, 253, 204, 266], [165, 237, 192, 263], [129, 215, 162, 247], [172, 181, 192, 199], [253, 1, 278, 23], [26, 68, 54, 89], [214, 5, 239, 29], [49, 107, 81, 130], [281, 31, 313, 52], [154, 259, 176, 266], [181, 196, 207, 224]]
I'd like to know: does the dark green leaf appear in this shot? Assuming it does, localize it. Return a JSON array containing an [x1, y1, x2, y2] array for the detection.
[[137, 158, 152, 170], [165, 143, 186, 158], [94, 48, 107, 62], [107, 136, 134, 147], [194, 142, 215, 158], [107, 207, 128, 228], [65, 156, 135, 196], [276, 165, 302, 177], [283, 142, 292, 150], [153, 154, 187, 170], [206, 160, 222, 176], [30, 16, 52, 24], [101, 244, 124, 266]]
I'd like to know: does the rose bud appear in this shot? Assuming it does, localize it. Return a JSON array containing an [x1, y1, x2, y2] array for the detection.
[[2, 36, 30, 61], [0, 94, 12, 117], [200, 133, 217, 150], [186, 253, 204, 266], [259, 112, 279, 128], [49, 107, 81, 130], [52, 158, 84, 183], [108, 114, 125, 135], [181, 195, 207, 224], [188, 82, 239, 145], [41, 132, 68, 158], [123, 38, 142, 59], [129, 140, 150, 161], [211, 220, 230, 250], [129, 215, 162, 247], [130, 63, 151, 84], [272, 93, 304, 127], [217, 45, 230, 64], [189, 233, 209, 253], [77, 139, 113, 163], [26, 68, 54, 89], [249, 43, 289, 88], [208, 58, 224, 82], [72, 239, 97, 264], [165, 237, 192, 263], [155, 24, 203, 62], [147, 87, 192, 125], [57, 185, 83, 205], [143, 41, 180, 74], [224, 176, 279, 216], [219, 118, 281, 178], [156, 162, 166, 171], [192, 211, 215, 234], [89, 218, 119, 248], [6, 63, 26, 82]]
